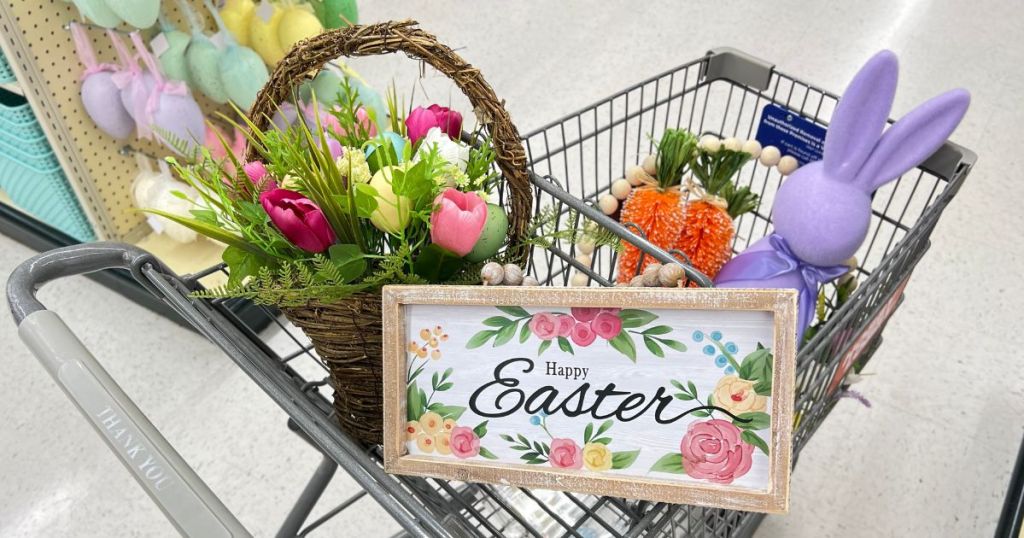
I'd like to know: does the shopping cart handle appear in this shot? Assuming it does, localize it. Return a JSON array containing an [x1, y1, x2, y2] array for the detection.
[[8, 242, 166, 323], [8, 243, 251, 538]]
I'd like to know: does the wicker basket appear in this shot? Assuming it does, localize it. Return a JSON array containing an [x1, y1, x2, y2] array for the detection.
[[245, 20, 533, 445]]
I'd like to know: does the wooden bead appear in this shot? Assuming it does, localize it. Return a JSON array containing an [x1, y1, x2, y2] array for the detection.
[[641, 154, 657, 176], [759, 145, 781, 167], [598, 194, 619, 215], [777, 155, 799, 175], [610, 179, 632, 200]]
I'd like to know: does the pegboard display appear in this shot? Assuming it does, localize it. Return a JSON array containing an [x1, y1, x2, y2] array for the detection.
[[0, 0, 229, 243]]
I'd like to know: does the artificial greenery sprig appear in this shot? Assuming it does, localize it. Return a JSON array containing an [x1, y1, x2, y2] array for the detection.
[[654, 129, 699, 188]]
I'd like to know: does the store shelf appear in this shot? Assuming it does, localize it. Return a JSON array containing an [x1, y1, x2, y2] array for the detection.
[[135, 232, 228, 287], [0, 82, 21, 95]]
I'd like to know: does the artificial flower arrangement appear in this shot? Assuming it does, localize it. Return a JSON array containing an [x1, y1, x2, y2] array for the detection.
[[151, 80, 513, 306]]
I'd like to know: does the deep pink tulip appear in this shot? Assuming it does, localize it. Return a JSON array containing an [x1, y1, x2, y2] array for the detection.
[[406, 104, 463, 145], [430, 188, 487, 257], [260, 188, 336, 253]]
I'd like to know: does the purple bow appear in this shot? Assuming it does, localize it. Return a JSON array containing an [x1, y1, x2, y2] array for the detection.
[[720, 234, 849, 338]]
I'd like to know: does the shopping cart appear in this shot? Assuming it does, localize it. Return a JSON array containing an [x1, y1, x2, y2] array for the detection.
[[8, 48, 975, 537]]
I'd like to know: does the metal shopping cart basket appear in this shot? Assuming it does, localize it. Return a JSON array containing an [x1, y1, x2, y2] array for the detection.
[[7, 47, 975, 537]]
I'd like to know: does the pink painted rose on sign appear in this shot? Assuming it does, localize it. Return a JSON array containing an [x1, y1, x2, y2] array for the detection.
[[554, 314, 575, 337], [679, 419, 753, 484], [548, 438, 584, 469], [570, 307, 601, 322], [570, 321, 597, 346], [528, 312, 560, 340], [449, 426, 481, 459], [591, 311, 623, 340]]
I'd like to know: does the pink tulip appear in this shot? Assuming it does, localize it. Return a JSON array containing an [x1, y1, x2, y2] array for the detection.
[[260, 188, 336, 253], [430, 188, 487, 257], [406, 104, 463, 145], [302, 104, 377, 138], [243, 161, 276, 191]]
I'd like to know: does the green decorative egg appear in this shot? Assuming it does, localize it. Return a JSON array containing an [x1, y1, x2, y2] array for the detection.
[[310, 0, 358, 29], [220, 45, 269, 111], [299, 69, 343, 103], [156, 30, 192, 86], [465, 203, 508, 262], [72, 0, 122, 28], [104, 0, 160, 28], [186, 34, 229, 104]]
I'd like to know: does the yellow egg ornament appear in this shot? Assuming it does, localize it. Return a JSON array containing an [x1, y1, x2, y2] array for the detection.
[[249, 2, 286, 66], [368, 166, 412, 234], [277, 4, 323, 53], [220, 0, 256, 47]]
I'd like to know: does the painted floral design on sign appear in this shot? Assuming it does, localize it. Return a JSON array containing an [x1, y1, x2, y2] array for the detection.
[[649, 332, 774, 484], [466, 306, 686, 361], [501, 415, 640, 471], [405, 324, 498, 460]]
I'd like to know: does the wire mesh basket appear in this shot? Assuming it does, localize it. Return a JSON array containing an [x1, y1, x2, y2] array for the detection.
[[8, 47, 975, 537]]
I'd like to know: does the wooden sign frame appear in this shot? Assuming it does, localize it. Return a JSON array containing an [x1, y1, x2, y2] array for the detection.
[[382, 286, 798, 513]]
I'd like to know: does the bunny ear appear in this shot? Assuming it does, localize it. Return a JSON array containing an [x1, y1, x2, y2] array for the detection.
[[852, 88, 970, 193], [823, 50, 899, 183]]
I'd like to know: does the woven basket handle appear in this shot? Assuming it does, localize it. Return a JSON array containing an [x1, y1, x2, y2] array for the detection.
[[246, 20, 531, 264]]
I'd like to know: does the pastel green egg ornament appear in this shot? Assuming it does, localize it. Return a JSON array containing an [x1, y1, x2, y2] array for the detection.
[[177, 0, 228, 104], [464, 203, 509, 262], [204, 0, 269, 111], [71, 0, 123, 28], [103, 0, 160, 28], [153, 21, 192, 85], [310, 0, 358, 29]]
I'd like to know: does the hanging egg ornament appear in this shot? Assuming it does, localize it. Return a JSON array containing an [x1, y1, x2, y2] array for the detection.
[[777, 155, 799, 175], [465, 203, 509, 263], [220, 0, 256, 46], [759, 145, 781, 167], [277, 4, 324, 52], [250, 2, 287, 66], [699, 135, 721, 153], [741, 139, 762, 158], [641, 154, 658, 176], [598, 194, 619, 215], [610, 179, 632, 200]]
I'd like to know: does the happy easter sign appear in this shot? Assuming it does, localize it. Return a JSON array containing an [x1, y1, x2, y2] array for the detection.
[[382, 286, 797, 513]]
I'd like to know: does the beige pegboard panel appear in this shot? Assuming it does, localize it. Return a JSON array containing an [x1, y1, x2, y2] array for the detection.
[[0, 0, 228, 243]]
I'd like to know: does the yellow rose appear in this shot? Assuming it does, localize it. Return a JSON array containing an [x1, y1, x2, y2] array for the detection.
[[419, 411, 443, 434], [712, 375, 766, 415], [405, 420, 421, 440], [415, 432, 435, 453], [435, 432, 452, 455], [582, 442, 613, 471]]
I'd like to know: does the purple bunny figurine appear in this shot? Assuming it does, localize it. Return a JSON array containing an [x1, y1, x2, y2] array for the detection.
[[714, 50, 970, 339]]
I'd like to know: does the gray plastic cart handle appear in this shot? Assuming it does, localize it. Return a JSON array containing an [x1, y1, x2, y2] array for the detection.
[[8, 243, 250, 538]]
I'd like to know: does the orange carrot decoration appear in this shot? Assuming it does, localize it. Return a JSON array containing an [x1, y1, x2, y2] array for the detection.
[[615, 129, 698, 283], [673, 147, 758, 279]]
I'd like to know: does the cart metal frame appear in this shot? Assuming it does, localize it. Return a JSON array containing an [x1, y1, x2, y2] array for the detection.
[[8, 48, 975, 537]]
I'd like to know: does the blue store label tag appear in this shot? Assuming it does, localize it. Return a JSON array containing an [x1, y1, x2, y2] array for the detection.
[[754, 104, 827, 165]]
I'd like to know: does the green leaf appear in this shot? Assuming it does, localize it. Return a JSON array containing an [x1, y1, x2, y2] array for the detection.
[[478, 447, 498, 460], [611, 450, 641, 470], [519, 322, 531, 344], [517, 434, 530, 446], [441, 367, 453, 382], [407, 381, 424, 421], [592, 437, 611, 445], [408, 363, 425, 384], [466, 330, 497, 349], [521, 451, 539, 460], [189, 208, 219, 225], [436, 382, 453, 391], [483, 316, 513, 327], [493, 322, 518, 347], [670, 380, 686, 392], [642, 325, 673, 336], [608, 331, 637, 362], [222, 245, 263, 288], [327, 244, 367, 282], [691, 410, 710, 418], [557, 337, 574, 355], [619, 309, 658, 328], [353, 183, 379, 218], [431, 371, 439, 389], [660, 339, 688, 352], [143, 209, 275, 262], [687, 381, 697, 398], [649, 452, 686, 474], [499, 434, 515, 443], [643, 336, 665, 358], [734, 412, 770, 431], [497, 305, 530, 317], [365, 137, 401, 174], [474, 421, 489, 438], [538, 339, 552, 355], [584, 423, 594, 444], [413, 243, 465, 282], [674, 393, 694, 401], [738, 347, 774, 395], [596, 419, 614, 437], [741, 430, 770, 455]]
